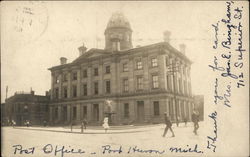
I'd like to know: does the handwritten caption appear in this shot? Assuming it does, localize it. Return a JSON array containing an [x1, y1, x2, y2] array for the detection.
[[12, 144, 203, 157], [207, 1, 245, 153]]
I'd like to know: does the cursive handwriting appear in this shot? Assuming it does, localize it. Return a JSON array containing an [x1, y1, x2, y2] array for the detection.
[[212, 22, 219, 49], [127, 146, 165, 154], [207, 111, 218, 152], [43, 144, 85, 157], [213, 78, 223, 104], [13, 145, 35, 155], [169, 144, 203, 153]]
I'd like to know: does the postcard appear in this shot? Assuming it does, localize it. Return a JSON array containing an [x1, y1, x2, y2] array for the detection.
[[1, 1, 249, 157]]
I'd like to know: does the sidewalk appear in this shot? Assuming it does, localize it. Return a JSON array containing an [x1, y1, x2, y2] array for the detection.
[[13, 122, 194, 134]]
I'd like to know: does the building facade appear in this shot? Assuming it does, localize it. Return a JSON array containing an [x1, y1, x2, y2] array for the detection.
[[4, 91, 50, 126], [48, 12, 194, 125]]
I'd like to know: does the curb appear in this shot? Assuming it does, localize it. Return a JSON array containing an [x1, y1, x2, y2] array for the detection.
[[13, 127, 149, 134]]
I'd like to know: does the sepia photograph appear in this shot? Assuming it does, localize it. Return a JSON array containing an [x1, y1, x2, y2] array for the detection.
[[1, 1, 249, 157]]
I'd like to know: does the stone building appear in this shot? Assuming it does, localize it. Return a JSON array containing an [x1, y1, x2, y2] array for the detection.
[[48, 12, 194, 125], [194, 95, 204, 121], [4, 91, 50, 126]]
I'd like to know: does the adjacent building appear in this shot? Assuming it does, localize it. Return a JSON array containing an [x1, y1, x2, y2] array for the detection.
[[4, 91, 50, 126], [48, 12, 195, 125]]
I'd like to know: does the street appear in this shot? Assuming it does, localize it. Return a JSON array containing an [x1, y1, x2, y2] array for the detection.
[[2, 122, 206, 157]]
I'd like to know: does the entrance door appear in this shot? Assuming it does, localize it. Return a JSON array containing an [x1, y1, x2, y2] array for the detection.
[[93, 104, 99, 122], [137, 101, 144, 122]]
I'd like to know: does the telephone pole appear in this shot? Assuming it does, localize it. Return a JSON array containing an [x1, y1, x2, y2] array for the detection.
[[167, 59, 180, 123]]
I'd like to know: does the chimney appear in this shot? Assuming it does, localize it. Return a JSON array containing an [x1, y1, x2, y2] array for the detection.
[[163, 30, 171, 43], [60, 57, 67, 65], [179, 44, 186, 55], [78, 43, 87, 56], [31, 90, 35, 95]]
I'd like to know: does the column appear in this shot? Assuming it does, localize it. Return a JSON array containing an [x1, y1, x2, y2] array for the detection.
[[76, 104, 81, 122], [99, 102, 104, 123], [67, 71, 72, 98], [87, 66, 92, 96], [87, 104, 92, 122], [67, 105, 71, 122], [158, 55, 167, 90], [99, 63, 104, 95], [77, 68, 81, 97], [110, 59, 117, 94], [128, 57, 135, 92], [144, 99, 150, 122], [58, 105, 62, 121], [59, 72, 62, 99], [143, 55, 149, 90]]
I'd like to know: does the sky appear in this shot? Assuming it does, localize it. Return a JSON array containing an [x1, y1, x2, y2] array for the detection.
[[0, 1, 246, 102]]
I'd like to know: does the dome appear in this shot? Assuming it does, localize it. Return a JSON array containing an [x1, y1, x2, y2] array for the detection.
[[106, 12, 131, 30]]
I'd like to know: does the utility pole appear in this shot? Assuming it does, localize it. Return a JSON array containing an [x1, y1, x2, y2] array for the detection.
[[167, 59, 180, 124]]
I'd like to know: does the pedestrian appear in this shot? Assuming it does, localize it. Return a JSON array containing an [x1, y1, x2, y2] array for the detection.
[[12, 120, 16, 128], [26, 120, 30, 127], [83, 118, 87, 130], [162, 113, 175, 137], [184, 117, 188, 127], [102, 117, 109, 133], [176, 116, 180, 127], [192, 110, 200, 135]]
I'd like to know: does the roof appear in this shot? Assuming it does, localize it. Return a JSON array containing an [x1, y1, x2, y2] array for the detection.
[[6, 93, 50, 104], [106, 12, 131, 31], [48, 42, 192, 71]]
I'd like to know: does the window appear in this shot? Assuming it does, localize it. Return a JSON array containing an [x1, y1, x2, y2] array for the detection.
[[73, 106, 77, 120], [151, 58, 158, 67], [63, 86, 68, 98], [105, 65, 110, 74], [83, 69, 88, 78], [94, 82, 98, 95], [123, 79, 129, 92], [72, 72, 77, 81], [63, 74, 68, 82], [54, 88, 59, 99], [55, 76, 60, 83], [123, 62, 128, 72], [105, 80, 111, 93], [136, 59, 143, 70], [124, 103, 129, 118], [83, 106, 87, 119], [152, 75, 159, 89], [153, 101, 160, 116], [137, 76, 143, 90], [83, 84, 87, 96], [72, 85, 77, 97], [94, 68, 98, 76]]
